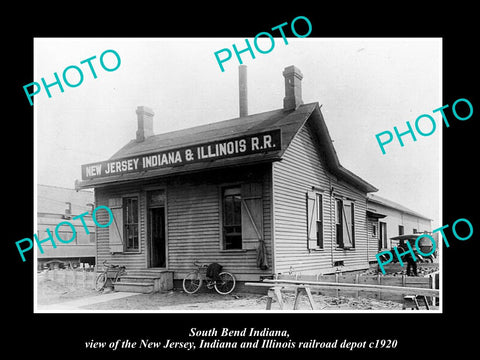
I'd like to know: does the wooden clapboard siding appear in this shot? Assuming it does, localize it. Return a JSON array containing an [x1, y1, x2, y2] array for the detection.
[[94, 165, 273, 281], [166, 166, 273, 281], [273, 120, 370, 275], [95, 183, 150, 271]]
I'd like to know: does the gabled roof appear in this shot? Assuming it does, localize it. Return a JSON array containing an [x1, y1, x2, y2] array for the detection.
[[110, 105, 315, 160], [76, 102, 377, 193], [367, 193, 431, 221]]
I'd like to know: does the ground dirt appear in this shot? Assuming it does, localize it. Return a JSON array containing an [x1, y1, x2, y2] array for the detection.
[[81, 291, 405, 311], [37, 274, 101, 306], [37, 273, 410, 311]]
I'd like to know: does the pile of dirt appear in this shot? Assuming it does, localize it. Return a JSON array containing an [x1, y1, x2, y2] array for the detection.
[[279, 292, 403, 311], [361, 262, 439, 276]]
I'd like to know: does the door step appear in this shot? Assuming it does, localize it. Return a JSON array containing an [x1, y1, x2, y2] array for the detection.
[[114, 282, 154, 294], [113, 269, 173, 293]]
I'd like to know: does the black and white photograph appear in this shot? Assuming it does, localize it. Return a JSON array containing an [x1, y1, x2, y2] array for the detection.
[[7, 8, 478, 357], [32, 37, 442, 314]]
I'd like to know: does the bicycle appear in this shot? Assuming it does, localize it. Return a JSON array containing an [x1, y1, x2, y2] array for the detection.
[[95, 260, 126, 291], [182, 261, 236, 295]]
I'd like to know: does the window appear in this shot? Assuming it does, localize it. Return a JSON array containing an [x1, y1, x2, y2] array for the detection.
[[413, 228, 418, 234], [336, 199, 355, 249], [223, 187, 242, 249], [221, 183, 264, 252], [316, 194, 323, 248], [307, 191, 323, 250], [124, 197, 139, 251], [372, 223, 377, 237], [379, 222, 387, 249], [56, 230, 75, 244], [335, 199, 343, 247], [350, 203, 355, 247], [398, 225, 404, 236]]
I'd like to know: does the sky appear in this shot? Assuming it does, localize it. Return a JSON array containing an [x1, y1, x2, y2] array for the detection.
[[34, 37, 442, 228]]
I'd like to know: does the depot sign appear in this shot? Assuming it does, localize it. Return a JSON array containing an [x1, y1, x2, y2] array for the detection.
[[82, 129, 281, 180]]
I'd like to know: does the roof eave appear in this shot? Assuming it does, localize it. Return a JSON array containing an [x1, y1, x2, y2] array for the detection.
[[308, 104, 378, 193], [367, 196, 432, 221]]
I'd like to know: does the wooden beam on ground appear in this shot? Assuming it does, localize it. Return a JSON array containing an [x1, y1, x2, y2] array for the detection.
[[293, 288, 302, 310], [293, 287, 316, 310], [273, 287, 284, 310], [245, 280, 439, 297], [304, 287, 316, 310]]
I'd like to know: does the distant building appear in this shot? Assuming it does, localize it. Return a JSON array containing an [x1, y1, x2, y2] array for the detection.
[[37, 184, 96, 269], [367, 193, 432, 255]]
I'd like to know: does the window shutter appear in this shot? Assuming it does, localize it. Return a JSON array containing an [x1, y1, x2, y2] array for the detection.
[[241, 183, 263, 250], [108, 198, 124, 253], [306, 191, 317, 250], [342, 201, 353, 249]]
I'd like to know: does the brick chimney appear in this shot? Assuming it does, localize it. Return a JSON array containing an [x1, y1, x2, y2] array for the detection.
[[282, 65, 303, 111], [239, 65, 248, 117], [136, 106, 154, 142]]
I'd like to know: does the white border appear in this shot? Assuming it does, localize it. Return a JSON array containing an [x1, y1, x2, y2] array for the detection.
[[33, 37, 443, 314]]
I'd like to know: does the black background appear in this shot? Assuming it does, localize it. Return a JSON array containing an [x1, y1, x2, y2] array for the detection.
[[6, 4, 478, 357]]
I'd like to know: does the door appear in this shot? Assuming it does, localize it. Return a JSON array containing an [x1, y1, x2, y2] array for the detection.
[[148, 207, 166, 268]]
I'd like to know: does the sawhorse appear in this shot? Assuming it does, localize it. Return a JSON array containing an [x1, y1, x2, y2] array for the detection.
[[403, 295, 430, 310], [265, 285, 316, 310]]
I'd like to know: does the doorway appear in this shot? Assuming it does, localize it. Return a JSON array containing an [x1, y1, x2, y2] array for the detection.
[[147, 191, 166, 268]]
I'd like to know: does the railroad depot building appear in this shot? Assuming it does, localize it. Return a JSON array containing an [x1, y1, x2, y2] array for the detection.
[[76, 65, 386, 287]]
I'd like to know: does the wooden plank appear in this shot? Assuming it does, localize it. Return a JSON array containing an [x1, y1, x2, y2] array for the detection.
[[335, 273, 339, 298], [273, 287, 284, 310], [338, 275, 356, 297], [246, 282, 439, 298], [304, 287, 316, 310], [266, 288, 274, 310], [354, 273, 359, 298], [380, 277, 404, 286], [255, 279, 440, 297], [293, 288, 302, 310]]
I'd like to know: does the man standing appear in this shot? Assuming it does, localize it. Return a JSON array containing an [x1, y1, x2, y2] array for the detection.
[[400, 239, 418, 276]]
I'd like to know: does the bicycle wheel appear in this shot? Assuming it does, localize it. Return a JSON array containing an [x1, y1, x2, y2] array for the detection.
[[113, 268, 126, 285], [183, 272, 203, 294], [214, 272, 236, 295], [95, 272, 107, 291]]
